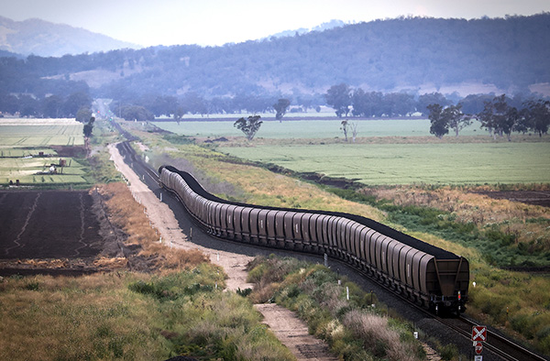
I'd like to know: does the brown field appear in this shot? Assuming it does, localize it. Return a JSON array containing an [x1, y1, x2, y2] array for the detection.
[[0, 191, 102, 261]]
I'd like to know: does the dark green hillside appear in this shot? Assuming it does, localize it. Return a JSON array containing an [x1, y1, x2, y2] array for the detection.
[[0, 13, 549, 103]]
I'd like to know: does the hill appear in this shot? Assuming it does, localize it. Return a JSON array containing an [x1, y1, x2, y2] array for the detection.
[[1, 13, 549, 106], [0, 16, 139, 57]]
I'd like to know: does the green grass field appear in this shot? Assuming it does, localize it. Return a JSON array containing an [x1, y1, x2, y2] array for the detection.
[[220, 142, 550, 185], [153, 118, 483, 139], [0, 156, 89, 185], [152, 118, 550, 185], [0, 119, 88, 186], [0, 119, 84, 147]]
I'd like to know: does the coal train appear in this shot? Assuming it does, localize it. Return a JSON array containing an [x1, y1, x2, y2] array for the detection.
[[159, 165, 469, 315]]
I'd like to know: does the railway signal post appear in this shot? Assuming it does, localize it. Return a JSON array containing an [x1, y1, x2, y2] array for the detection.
[[472, 325, 487, 360]]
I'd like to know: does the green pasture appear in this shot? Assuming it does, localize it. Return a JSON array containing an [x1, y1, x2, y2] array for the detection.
[[0, 119, 87, 186], [0, 119, 84, 147], [0, 156, 89, 185], [153, 118, 483, 139], [219, 142, 550, 185]]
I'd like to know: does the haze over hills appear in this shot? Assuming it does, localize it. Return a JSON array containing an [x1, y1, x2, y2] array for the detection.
[[1, 13, 549, 112], [0, 16, 140, 57]]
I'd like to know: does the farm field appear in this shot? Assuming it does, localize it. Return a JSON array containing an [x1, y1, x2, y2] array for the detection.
[[153, 118, 483, 138], [154, 118, 550, 185], [0, 118, 84, 147], [0, 119, 88, 186], [220, 141, 550, 185], [0, 191, 102, 261]]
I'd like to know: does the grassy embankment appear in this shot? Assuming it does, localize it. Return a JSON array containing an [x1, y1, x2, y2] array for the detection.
[[128, 119, 550, 357], [122, 121, 463, 359], [0, 119, 295, 361], [247, 255, 432, 361]]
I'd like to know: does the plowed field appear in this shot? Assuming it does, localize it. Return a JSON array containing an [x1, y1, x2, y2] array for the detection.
[[0, 191, 102, 260]]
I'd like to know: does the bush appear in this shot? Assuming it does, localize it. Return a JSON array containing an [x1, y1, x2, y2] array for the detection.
[[439, 343, 459, 360]]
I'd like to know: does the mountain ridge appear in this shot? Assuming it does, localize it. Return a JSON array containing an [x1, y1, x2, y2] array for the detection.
[[1, 13, 549, 101], [0, 16, 140, 57]]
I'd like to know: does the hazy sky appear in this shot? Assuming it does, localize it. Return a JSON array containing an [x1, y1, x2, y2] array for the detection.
[[1, 0, 549, 47]]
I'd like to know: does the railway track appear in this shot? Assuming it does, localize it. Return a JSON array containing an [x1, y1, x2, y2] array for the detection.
[[117, 139, 549, 361], [117, 141, 160, 183], [342, 255, 549, 361], [439, 315, 548, 361]]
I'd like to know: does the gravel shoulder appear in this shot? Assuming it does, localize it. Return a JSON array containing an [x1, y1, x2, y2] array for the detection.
[[108, 142, 339, 361]]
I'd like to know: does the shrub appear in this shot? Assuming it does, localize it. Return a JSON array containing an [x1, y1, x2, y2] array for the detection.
[[439, 343, 459, 360]]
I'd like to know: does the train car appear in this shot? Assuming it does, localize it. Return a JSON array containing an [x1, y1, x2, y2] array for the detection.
[[159, 165, 469, 315]]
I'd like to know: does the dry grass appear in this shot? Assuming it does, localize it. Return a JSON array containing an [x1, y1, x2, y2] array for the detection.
[[120, 125, 385, 222], [0, 272, 162, 361], [365, 185, 550, 248], [343, 310, 417, 361], [95, 182, 209, 271]]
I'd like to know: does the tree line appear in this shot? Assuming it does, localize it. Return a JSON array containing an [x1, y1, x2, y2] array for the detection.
[[0, 90, 92, 121], [427, 95, 550, 139], [323, 83, 548, 119]]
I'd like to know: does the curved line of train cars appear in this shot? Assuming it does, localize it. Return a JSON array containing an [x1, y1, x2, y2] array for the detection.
[[159, 165, 469, 314]]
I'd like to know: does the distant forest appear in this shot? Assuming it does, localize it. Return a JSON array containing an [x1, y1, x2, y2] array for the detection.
[[0, 13, 549, 118]]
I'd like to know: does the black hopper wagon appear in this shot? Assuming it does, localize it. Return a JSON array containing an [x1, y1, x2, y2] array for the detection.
[[159, 165, 469, 315]]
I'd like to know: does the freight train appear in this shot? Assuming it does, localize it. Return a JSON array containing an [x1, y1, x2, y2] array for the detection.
[[159, 165, 469, 315]]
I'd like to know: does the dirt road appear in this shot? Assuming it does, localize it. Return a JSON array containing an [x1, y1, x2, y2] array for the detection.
[[108, 143, 339, 360]]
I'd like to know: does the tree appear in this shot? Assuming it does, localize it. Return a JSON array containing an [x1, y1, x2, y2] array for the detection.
[[383, 92, 415, 117], [417, 92, 449, 116], [352, 90, 384, 117], [524, 99, 550, 137], [64, 91, 91, 117], [76, 107, 92, 123], [273, 98, 291, 121], [477, 95, 517, 140], [325, 83, 351, 117], [42, 95, 64, 118], [118, 105, 154, 121], [428, 103, 471, 138], [173, 106, 186, 125], [350, 121, 359, 142], [340, 120, 358, 142], [427, 103, 448, 139], [234, 115, 262, 140], [83, 116, 95, 138], [340, 120, 349, 141], [447, 104, 472, 137], [181, 92, 207, 115]]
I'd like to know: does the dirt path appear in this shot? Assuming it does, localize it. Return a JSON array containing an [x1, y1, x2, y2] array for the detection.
[[108, 143, 339, 360], [255, 304, 339, 361]]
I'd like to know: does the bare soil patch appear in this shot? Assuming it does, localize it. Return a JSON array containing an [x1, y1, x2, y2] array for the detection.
[[50, 145, 87, 158], [0, 190, 102, 260], [0, 190, 108, 276], [475, 190, 550, 208], [0, 187, 158, 276]]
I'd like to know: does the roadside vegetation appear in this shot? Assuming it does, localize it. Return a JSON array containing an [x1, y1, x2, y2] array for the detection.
[[355, 185, 550, 354], [245, 255, 429, 361], [0, 261, 295, 360]]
